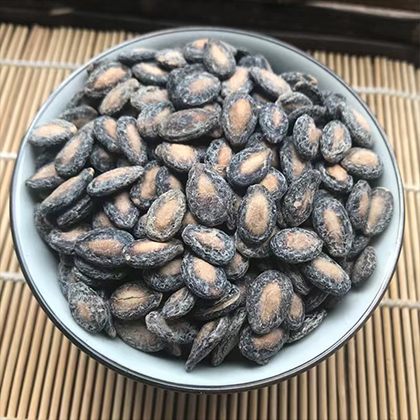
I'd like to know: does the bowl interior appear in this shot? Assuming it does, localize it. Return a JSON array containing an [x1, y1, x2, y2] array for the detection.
[[11, 28, 403, 392]]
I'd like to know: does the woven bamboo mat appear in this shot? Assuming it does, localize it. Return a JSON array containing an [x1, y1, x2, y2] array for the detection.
[[0, 23, 419, 420]]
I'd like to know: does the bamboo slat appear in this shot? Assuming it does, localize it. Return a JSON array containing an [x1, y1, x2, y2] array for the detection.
[[0, 24, 419, 420]]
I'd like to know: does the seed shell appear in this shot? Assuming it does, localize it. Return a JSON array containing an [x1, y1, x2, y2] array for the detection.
[[363, 187, 393, 236], [137, 101, 174, 140], [211, 307, 247, 366], [115, 319, 166, 352], [279, 137, 312, 184], [182, 224, 235, 266], [155, 48, 187, 69], [74, 257, 127, 281], [117, 48, 156, 65], [259, 168, 288, 203], [346, 180, 372, 230], [203, 39, 236, 80], [246, 270, 293, 334], [58, 262, 78, 298], [276, 92, 312, 115], [222, 92, 258, 146], [87, 166, 144, 197], [286, 310, 327, 343], [93, 116, 120, 153], [259, 103, 289, 144], [185, 316, 230, 371], [92, 210, 115, 229], [223, 251, 249, 280], [28, 119, 77, 147], [67, 282, 107, 333], [288, 105, 327, 129], [239, 325, 288, 365], [155, 142, 200, 173], [56, 194, 94, 228], [143, 257, 184, 292], [48, 224, 90, 255], [235, 228, 277, 259], [59, 105, 98, 129], [339, 103, 373, 148], [341, 148, 383, 180], [110, 282, 162, 320], [161, 287, 196, 319], [250, 67, 292, 99], [304, 288, 328, 313], [129, 161, 160, 209], [99, 78, 140, 115], [39, 167, 94, 214], [323, 92, 346, 119], [90, 144, 117, 173], [26, 162, 65, 191], [320, 120, 352, 163], [132, 62, 168, 86], [221, 66, 253, 97], [204, 138, 234, 178], [145, 189, 187, 241], [283, 293, 305, 330], [351, 246, 377, 286], [155, 166, 183, 196], [116, 116, 148, 166], [300, 253, 351, 296], [181, 252, 230, 300], [130, 86, 169, 111], [292, 114, 319, 160], [103, 191, 140, 230], [347, 234, 370, 260], [123, 238, 184, 269], [186, 163, 232, 227]]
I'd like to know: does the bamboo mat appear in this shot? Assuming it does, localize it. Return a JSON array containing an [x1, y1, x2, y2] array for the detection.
[[0, 23, 419, 420]]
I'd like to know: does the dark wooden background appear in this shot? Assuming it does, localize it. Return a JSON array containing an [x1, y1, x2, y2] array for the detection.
[[1, 0, 419, 64]]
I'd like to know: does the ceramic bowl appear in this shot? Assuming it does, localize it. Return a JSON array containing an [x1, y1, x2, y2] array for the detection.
[[11, 27, 404, 393]]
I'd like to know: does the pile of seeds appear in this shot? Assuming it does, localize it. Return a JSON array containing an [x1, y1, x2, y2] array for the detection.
[[26, 38, 394, 370]]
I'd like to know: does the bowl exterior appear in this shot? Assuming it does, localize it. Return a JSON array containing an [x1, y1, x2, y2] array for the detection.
[[10, 27, 404, 393]]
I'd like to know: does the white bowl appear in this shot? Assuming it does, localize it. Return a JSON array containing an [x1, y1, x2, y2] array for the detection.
[[11, 27, 404, 393]]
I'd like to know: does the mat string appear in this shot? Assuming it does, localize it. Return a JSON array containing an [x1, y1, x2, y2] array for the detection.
[[1, 59, 420, 100], [1, 272, 418, 308]]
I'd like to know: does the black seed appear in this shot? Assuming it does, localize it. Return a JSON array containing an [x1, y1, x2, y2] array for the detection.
[[145, 311, 199, 344], [226, 190, 242, 232], [145, 189, 187, 241], [237, 184, 276, 245], [181, 251, 230, 300], [171, 71, 221, 109], [246, 270, 293, 334], [351, 246, 377, 286], [227, 145, 272, 188], [49, 224, 90, 255], [288, 105, 327, 129], [259, 168, 288, 204], [58, 261, 78, 298], [34, 148, 60, 170], [239, 325, 288, 365], [346, 180, 372, 231], [99, 78, 140, 116], [165, 342, 183, 357], [116, 116, 148, 166], [92, 210, 116, 229], [194, 284, 242, 320], [26, 162, 65, 191], [117, 48, 156, 65], [312, 195, 353, 257], [259, 103, 289, 144], [96, 290, 117, 338], [115, 319, 166, 352], [155, 142, 200, 173], [59, 105, 98, 129], [293, 81, 323, 105], [282, 169, 321, 227], [279, 138, 312, 184], [286, 310, 327, 343], [56, 194, 94, 228], [84, 61, 132, 98], [28, 119, 77, 147], [182, 224, 235, 266], [283, 293, 305, 330], [110, 282, 162, 320], [74, 257, 128, 281], [316, 162, 353, 194], [270, 228, 323, 264], [161, 287, 196, 319], [39, 168, 94, 214], [320, 120, 352, 163], [137, 101, 174, 141], [186, 163, 232, 227], [130, 86, 169, 111], [132, 61, 168, 86], [67, 282, 107, 333], [281, 71, 318, 89], [304, 288, 328, 313], [211, 307, 247, 366], [221, 66, 253, 98], [55, 123, 94, 177], [185, 316, 229, 371], [235, 227, 277, 259], [347, 234, 370, 260], [90, 144, 117, 173], [292, 114, 319, 160], [103, 191, 140, 230], [204, 138, 234, 178], [87, 166, 144, 197], [155, 48, 187, 69], [278, 263, 313, 296], [155, 166, 184, 196], [202, 102, 224, 138], [250, 67, 292, 100], [143, 257, 184, 292], [322, 294, 342, 310], [75, 228, 133, 267], [203, 39, 236, 80], [323, 92, 346, 120], [276, 92, 313, 115], [183, 39, 209, 62], [72, 266, 102, 289], [239, 54, 271, 70], [158, 108, 217, 142], [300, 253, 351, 296], [93, 116, 120, 153], [123, 238, 184, 269], [341, 148, 383, 180], [222, 92, 257, 147], [339, 103, 373, 148], [363, 187, 394, 237], [129, 161, 160, 210], [223, 251, 249, 280]]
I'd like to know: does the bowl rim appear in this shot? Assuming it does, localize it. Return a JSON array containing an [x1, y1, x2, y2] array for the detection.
[[10, 26, 405, 393]]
